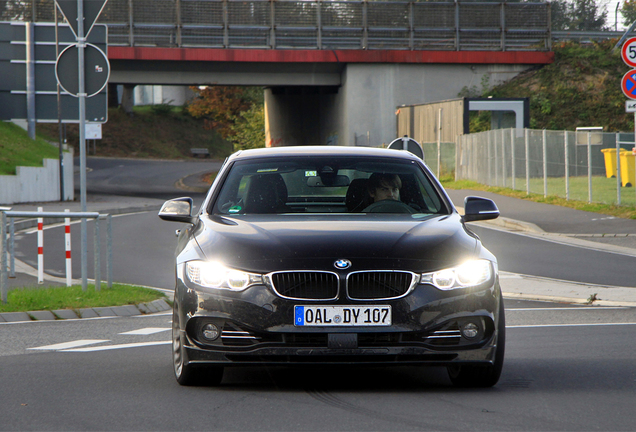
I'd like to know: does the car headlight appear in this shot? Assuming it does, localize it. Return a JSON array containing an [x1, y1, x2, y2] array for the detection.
[[186, 261, 263, 291], [420, 259, 493, 290]]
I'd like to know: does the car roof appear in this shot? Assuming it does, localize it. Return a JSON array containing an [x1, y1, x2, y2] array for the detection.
[[228, 146, 422, 162]]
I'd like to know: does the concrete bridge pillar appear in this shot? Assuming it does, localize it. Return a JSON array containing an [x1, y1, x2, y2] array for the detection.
[[265, 63, 530, 148]]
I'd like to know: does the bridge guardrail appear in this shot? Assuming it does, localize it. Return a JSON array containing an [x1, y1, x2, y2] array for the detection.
[[6, 0, 552, 52]]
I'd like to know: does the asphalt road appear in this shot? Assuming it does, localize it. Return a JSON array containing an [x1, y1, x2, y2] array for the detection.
[[80, 157, 220, 201], [1, 301, 635, 431]]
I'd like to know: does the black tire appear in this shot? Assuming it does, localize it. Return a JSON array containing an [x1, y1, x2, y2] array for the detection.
[[172, 303, 224, 386], [447, 298, 506, 388]]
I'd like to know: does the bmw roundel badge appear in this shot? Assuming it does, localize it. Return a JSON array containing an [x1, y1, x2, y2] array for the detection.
[[334, 259, 351, 269]]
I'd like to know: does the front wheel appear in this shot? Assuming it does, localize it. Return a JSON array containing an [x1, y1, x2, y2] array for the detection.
[[172, 303, 224, 386], [447, 299, 505, 388]]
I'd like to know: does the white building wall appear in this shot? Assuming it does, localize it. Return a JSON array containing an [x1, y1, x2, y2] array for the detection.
[[0, 151, 74, 205]]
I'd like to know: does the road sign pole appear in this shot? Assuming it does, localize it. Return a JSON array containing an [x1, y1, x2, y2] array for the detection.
[[56, 0, 109, 291], [26, 22, 36, 140], [55, 11, 65, 202], [77, 0, 88, 292]]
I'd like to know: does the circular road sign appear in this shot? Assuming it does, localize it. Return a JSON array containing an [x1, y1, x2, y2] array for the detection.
[[388, 136, 424, 160], [621, 70, 636, 100], [55, 43, 110, 97], [621, 37, 636, 68]]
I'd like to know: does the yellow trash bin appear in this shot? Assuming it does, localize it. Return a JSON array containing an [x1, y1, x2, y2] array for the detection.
[[601, 148, 618, 178], [620, 151, 636, 187]]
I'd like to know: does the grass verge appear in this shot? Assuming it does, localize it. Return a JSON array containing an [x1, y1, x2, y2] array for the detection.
[[440, 175, 636, 220], [0, 283, 168, 314], [0, 121, 64, 175]]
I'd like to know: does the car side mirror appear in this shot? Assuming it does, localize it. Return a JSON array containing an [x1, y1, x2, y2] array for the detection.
[[158, 197, 196, 224], [462, 196, 499, 222]]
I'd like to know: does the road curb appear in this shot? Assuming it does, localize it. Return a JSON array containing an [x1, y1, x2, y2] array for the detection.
[[456, 206, 544, 233], [0, 299, 171, 324], [503, 292, 636, 308]]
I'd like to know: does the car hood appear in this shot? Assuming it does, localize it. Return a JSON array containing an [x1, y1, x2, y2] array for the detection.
[[194, 213, 479, 273]]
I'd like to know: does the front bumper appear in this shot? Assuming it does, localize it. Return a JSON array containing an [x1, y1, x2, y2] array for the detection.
[[174, 274, 503, 367]]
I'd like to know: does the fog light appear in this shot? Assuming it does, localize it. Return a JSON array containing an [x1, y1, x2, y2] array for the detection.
[[201, 323, 220, 341], [461, 322, 480, 339]]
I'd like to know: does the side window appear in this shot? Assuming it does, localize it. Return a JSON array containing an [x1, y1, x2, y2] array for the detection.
[[418, 176, 443, 212]]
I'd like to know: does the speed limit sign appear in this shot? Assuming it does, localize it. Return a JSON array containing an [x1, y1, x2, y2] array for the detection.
[[622, 37, 636, 67]]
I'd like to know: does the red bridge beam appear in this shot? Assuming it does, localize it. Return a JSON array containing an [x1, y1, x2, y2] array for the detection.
[[109, 47, 554, 64]]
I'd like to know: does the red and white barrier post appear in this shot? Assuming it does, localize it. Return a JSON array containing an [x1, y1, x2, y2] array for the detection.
[[65, 209, 72, 287], [37, 207, 43, 284]]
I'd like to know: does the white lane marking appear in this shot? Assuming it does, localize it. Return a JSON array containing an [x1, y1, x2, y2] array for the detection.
[[508, 307, 629, 311], [28, 339, 110, 351], [119, 327, 170, 335], [62, 341, 171, 352], [508, 322, 636, 328]]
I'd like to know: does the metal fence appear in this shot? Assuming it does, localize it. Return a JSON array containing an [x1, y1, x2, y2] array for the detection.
[[456, 128, 636, 206], [1, 210, 113, 304], [4, 0, 551, 51]]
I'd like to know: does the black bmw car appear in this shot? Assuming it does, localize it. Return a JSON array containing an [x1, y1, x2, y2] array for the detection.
[[159, 146, 504, 387]]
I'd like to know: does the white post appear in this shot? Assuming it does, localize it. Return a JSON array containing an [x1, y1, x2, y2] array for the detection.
[[543, 129, 547, 198], [511, 128, 516, 190], [587, 131, 592, 203], [94, 218, 101, 291], [437, 108, 442, 178], [565, 131, 570, 200], [78, 0, 88, 292], [494, 129, 499, 186], [65, 209, 72, 287], [502, 128, 507, 188], [37, 207, 43, 284], [487, 131, 492, 186], [525, 128, 530, 195]]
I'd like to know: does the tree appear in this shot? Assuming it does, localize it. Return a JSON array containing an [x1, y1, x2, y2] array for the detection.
[[621, 0, 636, 27], [186, 86, 262, 139], [550, 0, 572, 30], [548, 0, 609, 31], [228, 104, 265, 150]]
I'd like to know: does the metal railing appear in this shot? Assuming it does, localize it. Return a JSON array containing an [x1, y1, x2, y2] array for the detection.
[[455, 128, 636, 206], [1, 211, 113, 304], [5, 0, 552, 51]]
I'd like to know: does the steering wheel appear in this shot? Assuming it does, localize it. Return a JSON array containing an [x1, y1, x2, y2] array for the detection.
[[362, 199, 416, 214]]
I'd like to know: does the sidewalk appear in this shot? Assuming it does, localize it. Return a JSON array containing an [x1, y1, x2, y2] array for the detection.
[[2, 189, 636, 323]]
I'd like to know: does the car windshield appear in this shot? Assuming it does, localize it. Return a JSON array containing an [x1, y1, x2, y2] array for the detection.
[[210, 156, 447, 215]]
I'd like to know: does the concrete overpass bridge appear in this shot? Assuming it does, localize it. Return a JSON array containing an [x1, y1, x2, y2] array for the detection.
[[13, 0, 554, 147]]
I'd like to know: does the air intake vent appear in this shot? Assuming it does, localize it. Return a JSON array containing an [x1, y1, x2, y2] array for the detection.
[[347, 271, 416, 300], [269, 271, 338, 300]]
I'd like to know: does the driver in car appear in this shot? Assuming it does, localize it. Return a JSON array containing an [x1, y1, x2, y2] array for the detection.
[[367, 173, 402, 203]]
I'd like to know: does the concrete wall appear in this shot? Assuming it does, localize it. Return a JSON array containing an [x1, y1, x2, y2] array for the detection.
[[340, 63, 530, 147], [0, 151, 74, 205]]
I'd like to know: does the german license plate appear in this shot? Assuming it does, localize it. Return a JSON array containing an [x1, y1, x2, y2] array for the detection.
[[294, 305, 391, 326]]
